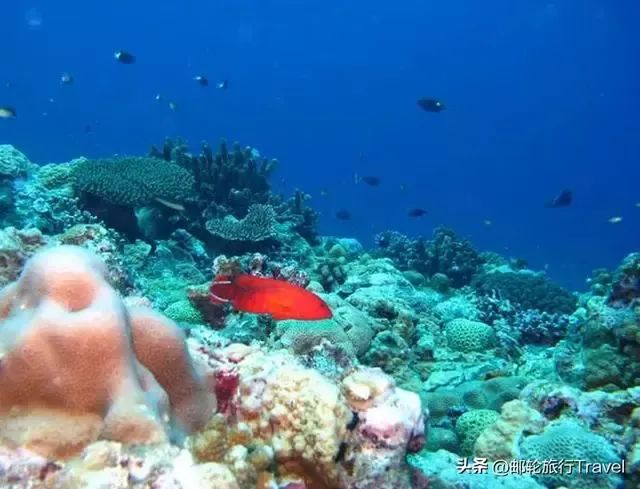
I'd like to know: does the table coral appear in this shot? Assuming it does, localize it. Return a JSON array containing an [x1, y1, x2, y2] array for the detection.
[[0, 245, 215, 459], [206, 203, 278, 242], [74, 156, 195, 208]]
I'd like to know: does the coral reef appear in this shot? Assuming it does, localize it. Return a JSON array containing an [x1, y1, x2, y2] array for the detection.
[[1, 140, 639, 488], [472, 270, 577, 314], [375, 227, 484, 287]]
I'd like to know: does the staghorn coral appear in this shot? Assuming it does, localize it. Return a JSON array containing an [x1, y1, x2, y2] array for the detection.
[[0, 246, 215, 459], [74, 156, 195, 208]]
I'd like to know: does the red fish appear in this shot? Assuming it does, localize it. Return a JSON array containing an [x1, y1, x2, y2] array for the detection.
[[209, 274, 332, 321]]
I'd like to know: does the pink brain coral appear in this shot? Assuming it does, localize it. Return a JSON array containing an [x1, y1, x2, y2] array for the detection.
[[0, 245, 215, 458]]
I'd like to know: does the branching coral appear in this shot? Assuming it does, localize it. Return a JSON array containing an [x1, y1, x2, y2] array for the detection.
[[472, 271, 577, 314], [375, 227, 483, 288]]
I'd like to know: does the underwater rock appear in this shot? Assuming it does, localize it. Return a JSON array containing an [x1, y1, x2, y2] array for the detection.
[[0, 246, 215, 459], [474, 400, 546, 460], [608, 252, 640, 307], [408, 449, 545, 488], [0, 144, 33, 178], [0, 226, 47, 287]]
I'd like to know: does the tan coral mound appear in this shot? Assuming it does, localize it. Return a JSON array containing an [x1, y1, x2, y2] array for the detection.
[[0, 245, 215, 459]]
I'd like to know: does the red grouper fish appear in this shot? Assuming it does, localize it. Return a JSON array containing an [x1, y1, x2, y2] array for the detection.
[[209, 274, 333, 321]]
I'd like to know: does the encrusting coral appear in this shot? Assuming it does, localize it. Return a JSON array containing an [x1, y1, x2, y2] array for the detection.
[[0, 245, 214, 459]]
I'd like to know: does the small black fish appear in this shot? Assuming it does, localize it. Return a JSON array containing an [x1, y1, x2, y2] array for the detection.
[[114, 50, 136, 64], [417, 97, 445, 112], [545, 189, 573, 208], [60, 72, 73, 85], [83, 123, 93, 133], [0, 106, 17, 119], [346, 412, 359, 431], [194, 75, 209, 86], [216, 80, 228, 90], [356, 174, 380, 187], [335, 209, 352, 220], [334, 441, 348, 463], [408, 208, 428, 218]]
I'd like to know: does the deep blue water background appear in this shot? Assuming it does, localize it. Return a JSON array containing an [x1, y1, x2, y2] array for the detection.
[[1, 0, 639, 290]]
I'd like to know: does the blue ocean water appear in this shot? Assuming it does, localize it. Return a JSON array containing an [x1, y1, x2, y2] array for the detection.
[[1, 0, 638, 290]]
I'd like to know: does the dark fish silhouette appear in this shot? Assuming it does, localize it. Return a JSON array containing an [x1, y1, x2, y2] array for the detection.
[[0, 106, 17, 119], [417, 97, 445, 112], [335, 209, 352, 220], [194, 75, 209, 86], [545, 189, 573, 208], [355, 174, 380, 187], [114, 51, 136, 64], [408, 208, 428, 218]]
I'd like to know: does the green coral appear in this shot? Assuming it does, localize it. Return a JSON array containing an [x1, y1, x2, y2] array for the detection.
[[455, 409, 500, 455], [164, 300, 204, 325], [445, 318, 495, 353], [519, 420, 621, 489], [74, 156, 195, 207], [205, 204, 277, 242]]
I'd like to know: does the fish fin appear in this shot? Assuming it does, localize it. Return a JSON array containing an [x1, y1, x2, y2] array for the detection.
[[209, 275, 237, 304], [209, 292, 230, 304], [154, 197, 185, 211]]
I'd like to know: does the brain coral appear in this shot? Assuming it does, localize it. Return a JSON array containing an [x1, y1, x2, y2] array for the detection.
[[455, 409, 500, 455], [205, 203, 277, 242], [0, 245, 215, 459], [445, 318, 495, 352], [519, 419, 621, 489], [74, 156, 195, 208]]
